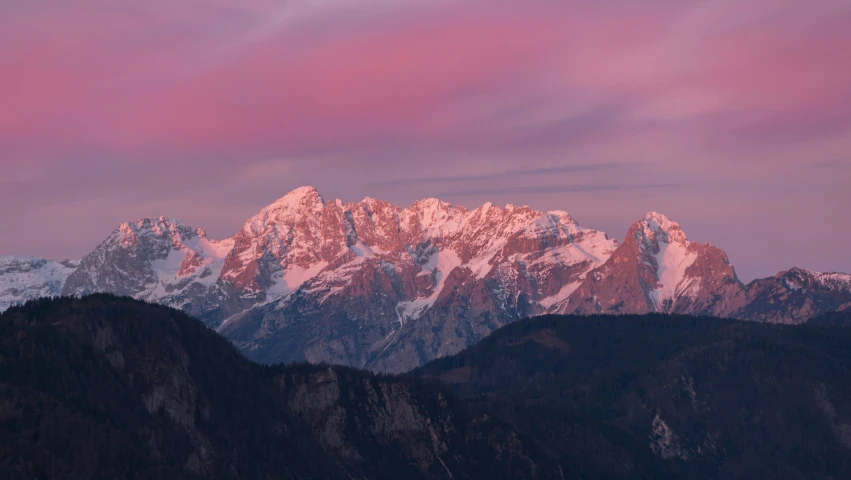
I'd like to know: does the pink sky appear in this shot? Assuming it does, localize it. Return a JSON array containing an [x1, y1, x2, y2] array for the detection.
[[2, 0, 850, 281]]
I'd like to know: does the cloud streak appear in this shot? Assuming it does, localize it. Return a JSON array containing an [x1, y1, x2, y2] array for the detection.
[[437, 183, 680, 198], [374, 163, 641, 186]]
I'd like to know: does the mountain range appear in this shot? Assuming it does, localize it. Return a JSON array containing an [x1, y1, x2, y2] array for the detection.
[[2, 186, 850, 372]]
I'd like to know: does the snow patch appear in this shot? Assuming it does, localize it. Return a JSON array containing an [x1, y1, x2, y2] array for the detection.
[[539, 281, 583, 310], [150, 249, 187, 279], [186, 236, 234, 258], [0, 257, 78, 311], [269, 261, 330, 297], [350, 241, 386, 258], [815, 272, 851, 291], [396, 249, 463, 323], [648, 240, 699, 310]]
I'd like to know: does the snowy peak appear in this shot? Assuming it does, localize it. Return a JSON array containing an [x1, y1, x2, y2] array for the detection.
[[403, 198, 467, 237], [523, 211, 581, 239], [734, 268, 851, 324], [632, 211, 689, 248], [219, 191, 615, 308], [814, 272, 851, 292], [61, 215, 231, 313], [560, 212, 744, 317], [110, 216, 230, 260], [545, 210, 576, 225], [269, 185, 325, 209], [774, 268, 851, 293], [1, 256, 79, 311], [4, 188, 850, 372], [632, 213, 745, 312], [218, 193, 620, 369], [409, 197, 457, 213], [632, 214, 699, 306], [115, 217, 199, 251], [246, 186, 326, 232], [214, 192, 619, 336], [222, 187, 352, 294]]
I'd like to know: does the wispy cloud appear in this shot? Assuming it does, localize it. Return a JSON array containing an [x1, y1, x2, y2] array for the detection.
[[373, 162, 641, 186], [812, 158, 851, 169], [437, 183, 679, 198]]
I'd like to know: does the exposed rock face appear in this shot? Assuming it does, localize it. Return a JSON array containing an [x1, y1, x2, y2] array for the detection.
[[217, 192, 616, 372], [560, 213, 747, 317], [734, 268, 851, 324], [219, 186, 341, 295], [1, 187, 850, 371], [61, 217, 233, 319]]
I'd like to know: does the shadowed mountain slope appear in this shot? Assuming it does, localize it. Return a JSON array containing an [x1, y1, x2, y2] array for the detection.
[[415, 314, 851, 479], [5, 296, 851, 479], [0, 295, 553, 479]]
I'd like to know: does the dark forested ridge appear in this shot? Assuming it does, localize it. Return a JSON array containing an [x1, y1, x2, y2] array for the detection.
[[808, 309, 851, 326], [414, 314, 851, 479], [0, 295, 553, 479], [4, 296, 851, 479]]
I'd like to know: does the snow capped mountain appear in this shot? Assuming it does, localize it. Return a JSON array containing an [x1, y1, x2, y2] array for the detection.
[[635, 212, 702, 309], [0, 256, 78, 311], [219, 186, 336, 296], [1, 186, 849, 371], [734, 268, 851, 324], [217, 189, 617, 372], [61, 217, 233, 313], [559, 212, 745, 316]]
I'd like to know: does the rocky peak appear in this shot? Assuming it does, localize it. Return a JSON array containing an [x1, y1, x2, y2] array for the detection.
[[61, 215, 231, 311], [403, 198, 467, 236], [524, 211, 581, 238], [269, 185, 325, 210], [734, 268, 851, 324], [221, 187, 352, 294], [631, 212, 688, 249], [357, 196, 389, 211], [560, 212, 745, 317], [774, 268, 851, 293], [349, 196, 401, 227], [244, 186, 325, 234], [546, 210, 575, 223], [409, 197, 454, 212], [346, 198, 403, 251], [622, 213, 703, 301], [116, 217, 197, 250], [776, 267, 814, 289]]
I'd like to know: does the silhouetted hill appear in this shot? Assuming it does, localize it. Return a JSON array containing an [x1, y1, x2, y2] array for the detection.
[[0, 295, 553, 479], [6, 296, 851, 479], [414, 314, 851, 479]]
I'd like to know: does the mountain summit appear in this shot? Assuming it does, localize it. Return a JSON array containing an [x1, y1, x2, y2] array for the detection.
[[2, 187, 850, 371], [561, 212, 745, 316]]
